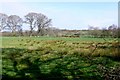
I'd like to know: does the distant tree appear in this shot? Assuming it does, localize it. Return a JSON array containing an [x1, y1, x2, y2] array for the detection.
[[18, 28, 23, 36], [108, 24, 118, 38], [88, 25, 95, 30], [35, 13, 52, 36], [101, 27, 109, 38], [118, 27, 120, 38], [45, 27, 60, 36], [25, 12, 38, 36], [88, 26, 101, 37], [7, 15, 23, 35], [0, 13, 8, 31]]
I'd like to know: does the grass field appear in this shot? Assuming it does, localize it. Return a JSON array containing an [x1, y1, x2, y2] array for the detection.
[[1, 36, 117, 47], [1, 37, 120, 80]]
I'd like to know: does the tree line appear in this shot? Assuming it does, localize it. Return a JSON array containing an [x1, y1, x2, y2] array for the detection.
[[87, 24, 120, 38], [0, 12, 119, 38], [0, 12, 53, 36]]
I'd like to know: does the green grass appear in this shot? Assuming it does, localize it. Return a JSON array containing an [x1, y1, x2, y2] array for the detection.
[[1, 36, 120, 80], [1, 36, 117, 48]]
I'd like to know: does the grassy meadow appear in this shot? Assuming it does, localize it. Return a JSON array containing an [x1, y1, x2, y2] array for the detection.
[[1, 37, 120, 80]]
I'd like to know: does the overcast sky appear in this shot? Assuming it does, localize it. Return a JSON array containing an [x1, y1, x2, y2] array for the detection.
[[0, 0, 118, 30]]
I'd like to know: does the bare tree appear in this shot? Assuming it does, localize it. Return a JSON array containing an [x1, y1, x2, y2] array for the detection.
[[35, 13, 52, 36], [0, 13, 8, 31], [25, 12, 38, 36], [7, 15, 23, 34], [25, 12, 52, 36]]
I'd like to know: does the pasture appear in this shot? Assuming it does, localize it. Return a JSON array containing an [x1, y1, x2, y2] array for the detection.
[[1, 37, 120, 80]]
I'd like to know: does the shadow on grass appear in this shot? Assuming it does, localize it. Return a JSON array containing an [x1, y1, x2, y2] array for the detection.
[[1, 48, 120, 80], [2, 48, 69, 80]]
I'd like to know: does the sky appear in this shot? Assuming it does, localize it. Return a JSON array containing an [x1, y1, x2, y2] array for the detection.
[[0, 0, 119, 30]]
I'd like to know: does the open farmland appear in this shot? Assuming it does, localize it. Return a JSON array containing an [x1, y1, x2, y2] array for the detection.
[[1, 37, 120, 80]]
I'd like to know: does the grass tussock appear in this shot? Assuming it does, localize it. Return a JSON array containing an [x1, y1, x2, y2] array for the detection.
[[1, 37, 120, 80]]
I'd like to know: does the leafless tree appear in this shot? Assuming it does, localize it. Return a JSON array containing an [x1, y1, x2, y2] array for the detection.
[[0, 13, 8, 31], [25, 12, 38, 36], [35, 13, 52, 36], [7, 15, 23, 33], [25, 12, 52, 36]]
